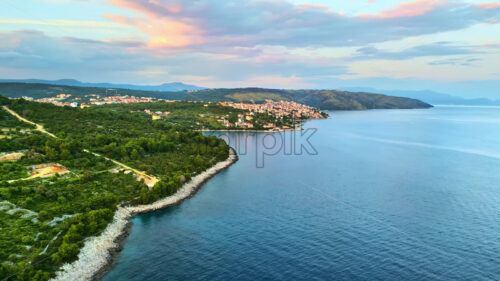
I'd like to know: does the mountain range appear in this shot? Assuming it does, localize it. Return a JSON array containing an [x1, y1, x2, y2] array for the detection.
[[0, 79, 205, 92], [2, 78, 498, 106], [2, 79, 499, 106]]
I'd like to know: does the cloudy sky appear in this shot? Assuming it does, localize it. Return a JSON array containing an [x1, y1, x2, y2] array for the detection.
[[0, 0, 499, 98]]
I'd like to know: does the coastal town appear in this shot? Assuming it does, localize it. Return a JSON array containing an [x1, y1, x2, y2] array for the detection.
[[17, 94, 328, 131], [216, 100, 327, 130], [23, 94, 160, 108], [220, 100, 325, 120]]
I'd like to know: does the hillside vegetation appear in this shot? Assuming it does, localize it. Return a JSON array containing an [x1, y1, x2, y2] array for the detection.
[[0, 95, 229, 280], [0, 83, 432, 110]]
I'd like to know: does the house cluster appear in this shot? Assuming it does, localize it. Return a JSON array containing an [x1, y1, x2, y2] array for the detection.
[[33, 94, 79, 107], [218, 113, 256, 128], [143, 108, 170, 120], [27, 94, 165, 108], [85, 95, 156, 106], [219, 100, 324, 120]]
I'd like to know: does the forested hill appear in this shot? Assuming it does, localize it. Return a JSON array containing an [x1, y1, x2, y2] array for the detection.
[[0, 83, 432, 110], [210, 88, 432, 110]]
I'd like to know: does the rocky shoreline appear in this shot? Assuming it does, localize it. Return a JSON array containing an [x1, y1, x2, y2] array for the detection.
[[197, 128, 302, 132], [51, 148, 238, 281]]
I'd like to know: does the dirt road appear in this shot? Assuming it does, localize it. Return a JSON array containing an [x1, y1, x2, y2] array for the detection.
[[2, 106, 158, 188], [2, 106, 58, 138]]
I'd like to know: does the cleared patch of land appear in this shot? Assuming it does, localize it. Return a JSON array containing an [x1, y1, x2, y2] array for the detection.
[[14, 163, 70, 182], [0, 152, 24, 162]]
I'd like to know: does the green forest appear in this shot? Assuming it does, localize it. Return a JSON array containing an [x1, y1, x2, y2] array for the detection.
[[0, 95, 230, 280]]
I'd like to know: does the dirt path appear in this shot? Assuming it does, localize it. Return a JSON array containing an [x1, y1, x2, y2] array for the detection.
[[2, 105, 58, 138], [2, 106, 159, 188], [83, 149, 158, 188]]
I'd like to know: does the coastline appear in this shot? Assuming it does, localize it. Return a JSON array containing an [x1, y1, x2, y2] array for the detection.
[[51, 148, 238, 281], [197, 128, 302, 133], [196, 117, 329, 133]]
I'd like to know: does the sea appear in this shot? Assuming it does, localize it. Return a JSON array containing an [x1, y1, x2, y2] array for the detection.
[[103, 106, 500, 281]]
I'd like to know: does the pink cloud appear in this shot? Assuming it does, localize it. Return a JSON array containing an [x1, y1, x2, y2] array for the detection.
[[298, 3, 343, 15], [105, 0, 500, 52], [103, 13, 202, 48], [359, 0, 440, 19], [105, 0, 205, 49], [298, 3, 329, 10], [481, 42, 500, 48], [109, 0, 181, 18], [476, 2, 500, 10]]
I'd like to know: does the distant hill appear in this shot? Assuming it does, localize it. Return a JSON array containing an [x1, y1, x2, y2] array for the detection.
[[0, 82, 432, 110], [0, 79, 205, 92], [2, 79, 497, 106], [343, 87, 500, 106], [196, 88, 432, 110]]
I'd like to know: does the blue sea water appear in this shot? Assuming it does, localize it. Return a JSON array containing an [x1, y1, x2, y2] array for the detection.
[[103, 106, 500, 281]]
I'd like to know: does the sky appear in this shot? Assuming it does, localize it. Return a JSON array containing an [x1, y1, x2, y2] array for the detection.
[[0, 0, 499, 98]]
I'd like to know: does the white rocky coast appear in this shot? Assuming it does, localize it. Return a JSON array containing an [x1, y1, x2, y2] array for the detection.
[[51, 149, 237, 281]]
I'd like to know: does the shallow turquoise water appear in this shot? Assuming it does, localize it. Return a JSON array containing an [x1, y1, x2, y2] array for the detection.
[[104, 107, 500, 281]]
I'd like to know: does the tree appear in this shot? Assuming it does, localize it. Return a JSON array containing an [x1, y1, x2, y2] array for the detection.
[[81, 171, 94, 183], [32, 270, 51, 281], [51, 253, 62, 265], [131, 149, 140, 160], [60, 149, 71, 160], [140, 187, 150, 203], [0, 188, 11, 199], [0, 263, 10, 279], [58, 242, 79, 261], [45, 146, 58, 160], [38, 210, 49, 221], [63, 225, 82, 243]]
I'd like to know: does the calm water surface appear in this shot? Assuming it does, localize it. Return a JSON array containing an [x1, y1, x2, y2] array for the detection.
[[104, 106, 500, 281]]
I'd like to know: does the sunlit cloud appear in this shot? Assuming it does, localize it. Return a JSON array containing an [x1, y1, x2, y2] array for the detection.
[[104, 0, 500, 50], [358, 0, 440, 19], [0, 18, 124, 28], [0, 0, 499, 97], [103, 14, 202, 48]]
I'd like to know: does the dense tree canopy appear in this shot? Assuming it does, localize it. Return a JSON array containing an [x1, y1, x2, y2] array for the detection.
[[0, 96, 230, 280]]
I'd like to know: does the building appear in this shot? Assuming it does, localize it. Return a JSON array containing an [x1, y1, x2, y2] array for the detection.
[[263, 123, 275, 129]]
